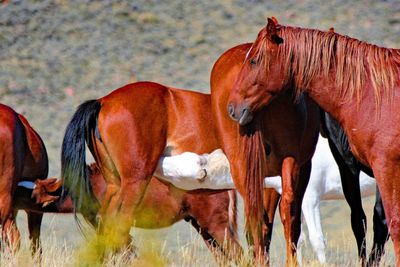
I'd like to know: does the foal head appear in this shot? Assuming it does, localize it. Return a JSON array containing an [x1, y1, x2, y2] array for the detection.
[[228, 17, 285, 125]]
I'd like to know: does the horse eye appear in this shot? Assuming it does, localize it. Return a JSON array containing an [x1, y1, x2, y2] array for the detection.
[[250, 58, 257, 65]]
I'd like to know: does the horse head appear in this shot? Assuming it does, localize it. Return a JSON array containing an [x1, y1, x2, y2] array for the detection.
[[32, 178, 62, 207], [227, 17, 286, 125]]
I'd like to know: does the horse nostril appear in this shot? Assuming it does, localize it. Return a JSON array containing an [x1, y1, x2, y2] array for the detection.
[[228, 104, 235, 118]]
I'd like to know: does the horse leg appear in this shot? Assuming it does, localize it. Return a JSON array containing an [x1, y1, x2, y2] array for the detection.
[[95, 123, 166, 255], [371, 160, 400, 266], [27, 211, 43, 255], [367, 186, 389, 266], [279, 157, 311, 266], [296, 222, 306, 265], [262, 188, 280, 264], [0, 208, 20, 252], [185, 216, 217, 249], [185, 192, 242, 264], [185, 215, 237, 265], [98, 170, 154, 253], [302, 193, 326, 263], [0, 169, 20, 252], [331, 148, 367, 264]]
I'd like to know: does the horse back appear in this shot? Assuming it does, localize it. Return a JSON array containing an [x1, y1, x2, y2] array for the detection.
[[98, 82, 218, 155], [165, 88, 219, 155]]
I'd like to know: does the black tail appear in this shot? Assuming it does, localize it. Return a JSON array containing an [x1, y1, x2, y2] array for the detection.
[[61, 100, 101, 220]]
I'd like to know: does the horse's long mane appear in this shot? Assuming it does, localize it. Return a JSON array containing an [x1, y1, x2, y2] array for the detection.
[[256, 25, 400, 106]]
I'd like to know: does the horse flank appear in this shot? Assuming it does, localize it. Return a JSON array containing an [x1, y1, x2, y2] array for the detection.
[[255, 25, 400, 106]]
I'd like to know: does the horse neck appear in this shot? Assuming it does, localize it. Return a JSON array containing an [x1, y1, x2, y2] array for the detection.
[[51, 188, 74, 213], [301, 75, 353, 126]]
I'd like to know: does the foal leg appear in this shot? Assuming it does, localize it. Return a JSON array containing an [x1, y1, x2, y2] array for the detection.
[[279, 157, 311, 266], [27, 211, 43, 255], [302, 193, 326, 263], [367, 187, 389, 266]]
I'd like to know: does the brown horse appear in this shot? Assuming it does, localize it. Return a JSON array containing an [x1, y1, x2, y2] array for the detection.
[[0, 103, 48, 252], [211, 43, 320, 265], [227, 17, 400, 265], [15, 163, 238, 260], [61, 83, 241, 260]]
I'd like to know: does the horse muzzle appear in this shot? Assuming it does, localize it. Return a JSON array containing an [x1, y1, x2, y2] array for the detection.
[[227, 103, 254, 126]]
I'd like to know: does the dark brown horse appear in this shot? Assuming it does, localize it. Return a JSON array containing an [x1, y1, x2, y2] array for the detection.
[[227, 17, 400, 265], [0, 103, 48, 252], [15, 163, 239, 260], [211, 43, 320, 265], [61, 83, 241, 260]]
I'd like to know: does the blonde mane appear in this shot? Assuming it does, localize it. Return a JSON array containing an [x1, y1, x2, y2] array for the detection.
[[256, 25, 400, 106]]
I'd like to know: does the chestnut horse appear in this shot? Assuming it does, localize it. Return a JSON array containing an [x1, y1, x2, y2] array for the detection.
[[61, 83, 241, 260], [227, 17, 400, 265], [0, 103, 48, 252], [211, 43, 320, 265], [15, 163, 239, 260], [321, 110, 389, 265]]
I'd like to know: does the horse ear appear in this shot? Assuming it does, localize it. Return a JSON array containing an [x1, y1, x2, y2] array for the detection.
[[32, 179, 61, 207], [266, 18, 283, 44]]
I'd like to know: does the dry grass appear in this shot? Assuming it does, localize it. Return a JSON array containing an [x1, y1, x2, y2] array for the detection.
[[0, 222, 394, 267], [0, 196, 393, 266]]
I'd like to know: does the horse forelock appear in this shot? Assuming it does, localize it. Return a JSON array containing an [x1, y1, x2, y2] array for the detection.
[[256, 25, 400, 106]]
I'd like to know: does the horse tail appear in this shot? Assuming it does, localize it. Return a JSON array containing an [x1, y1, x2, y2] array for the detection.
[[240, 121, 267, 247], [227, 190, 239, 242], [61, 99, 101, 220]]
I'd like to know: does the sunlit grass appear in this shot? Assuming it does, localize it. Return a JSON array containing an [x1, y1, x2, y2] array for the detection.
[[0, 196, 393, 266], [0, 222, 395, 267]]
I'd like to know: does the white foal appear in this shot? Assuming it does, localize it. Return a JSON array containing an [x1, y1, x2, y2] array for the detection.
[[264, 136, 375, 264]]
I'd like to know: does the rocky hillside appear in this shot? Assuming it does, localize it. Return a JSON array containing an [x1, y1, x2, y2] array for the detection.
[[1, 0, 400, 175]]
